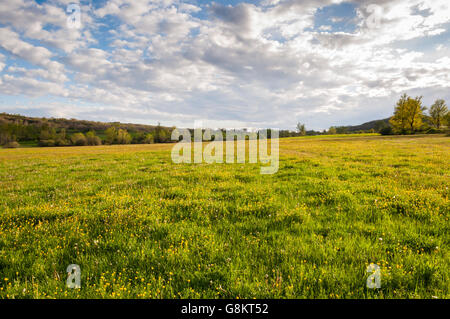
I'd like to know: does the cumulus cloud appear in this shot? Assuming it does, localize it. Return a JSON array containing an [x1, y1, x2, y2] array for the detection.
[[0, 0, 449, 129], [0, 53, 5, 72]]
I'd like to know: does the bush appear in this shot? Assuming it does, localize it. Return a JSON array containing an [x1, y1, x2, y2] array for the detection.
[[86, 131, 102, 146], [3, 141, 20, 148], [0, 132, 17, 146], [55, 138, 70, 146], [425, 127, 443, 134], [116, 129, 132, 144], [380, 126, 394, 135], [70, 133, 88, 146], [39, 139, 55, 147]]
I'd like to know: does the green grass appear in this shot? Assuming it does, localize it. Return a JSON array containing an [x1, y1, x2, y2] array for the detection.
[[0, 135, 448, 299]]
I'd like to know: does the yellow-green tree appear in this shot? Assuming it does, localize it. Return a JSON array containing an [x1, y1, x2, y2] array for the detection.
[[429, 99, 448, 129], [116, 129, 132, 144], [390, 94, 425, 134], [389, 94, 408, 133], [105, 126, 117, 144], [328, 126, 337, 134], [296, 123, 306, 136]]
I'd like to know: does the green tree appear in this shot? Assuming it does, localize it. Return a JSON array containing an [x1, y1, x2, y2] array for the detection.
[[39, 129, 50, 141], [105, 127, 117, 144], [405, 96, 426, 133], [328, 126, 337, 134], [116, 129, 132, 144], [0, 132, 18, 147], [70, 133, 87, 146], [59, 128, 66, 140], [296, 123, 306, 136], [86, 131, 102, 146], [389, 93, 409, 134], [155, 122, 162, 143], [158, 129, 169, 143], [390, 94, 425, 134], [429, 99, 448, 129], [144, 133, 154, 144], [445, 112, 450, 128], [55, 128, 69, 146]]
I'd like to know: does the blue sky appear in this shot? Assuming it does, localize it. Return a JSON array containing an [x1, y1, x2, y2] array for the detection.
[[0, 0, 449, 130]]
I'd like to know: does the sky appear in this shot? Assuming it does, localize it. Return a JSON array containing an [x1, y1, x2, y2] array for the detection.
[[0, 0, 449, 130]]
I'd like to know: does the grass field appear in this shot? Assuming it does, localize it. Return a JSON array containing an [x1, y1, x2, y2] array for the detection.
[[0, 134, 448, 299]]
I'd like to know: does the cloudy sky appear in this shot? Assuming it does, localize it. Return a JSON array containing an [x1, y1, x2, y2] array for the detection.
[[0, 0, 449, 130]]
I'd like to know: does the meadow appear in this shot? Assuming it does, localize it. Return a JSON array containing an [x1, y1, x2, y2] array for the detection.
[[0, 134, 448, 299]]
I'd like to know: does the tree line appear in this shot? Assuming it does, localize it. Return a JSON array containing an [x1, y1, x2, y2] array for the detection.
[[387, 95, 448, 135], [1, 96, 448, 149], [0, 113, 174, 148], [295, 95, 448, 136]]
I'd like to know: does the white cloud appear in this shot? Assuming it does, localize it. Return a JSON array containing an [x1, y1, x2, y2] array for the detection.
[[0, 0, 449, 130], [0, 53, 5, 72]]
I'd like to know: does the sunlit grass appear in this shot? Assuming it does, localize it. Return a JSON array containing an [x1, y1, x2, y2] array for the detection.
[[0, 135, 448, 299]]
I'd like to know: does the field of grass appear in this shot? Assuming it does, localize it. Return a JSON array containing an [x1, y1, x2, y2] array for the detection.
[[0, 134, 448, 299]]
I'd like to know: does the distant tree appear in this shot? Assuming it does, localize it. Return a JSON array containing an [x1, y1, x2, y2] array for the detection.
[[0, 132, 11, 145], [379, 125, 393, 135], [105, 127, 117, 144], [158, 129, 170, 143], [116, 129, 132, 144], [335, 126, 348, 134], [59, 128, 66, 140], [155, 122, 162, 143], [39, 129, 51, 141], [70, 133, 87, 146], [3, 141, 20, 148], [86, 131, 102, 146], [55, 128, 70, 146], [374, 120, 387, 133], [405, 96, 426, 133], [389, 94, 408, 134], [39, 126, 59, 146], [0, 132, 19, 148], [328, 126, 337, 134], [132, 132, 146, 144], [390, 94, 426, 134], [429, 99, 448, 129], [445, 112, 450, 128], [144, 133, 154, 144], [296, 123, 306, 136]]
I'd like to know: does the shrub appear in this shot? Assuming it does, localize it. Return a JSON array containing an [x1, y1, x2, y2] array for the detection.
[[380, 126, 394, 135], [86, 131, 102, 146], [116, 129, 132, 144], [70, 133, 88, 146], [3, 141, 20, 148], [55, 138, 70, 146], [425, 127, 443, 134], [0, 132, 17, 146], [39, 139, 55, 147]]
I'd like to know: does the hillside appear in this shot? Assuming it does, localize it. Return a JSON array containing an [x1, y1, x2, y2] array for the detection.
[[343, 118, 391, 132], [0, 112, 401, 148], [0, 113, 175, 147], [0, 113, 173, 134]]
